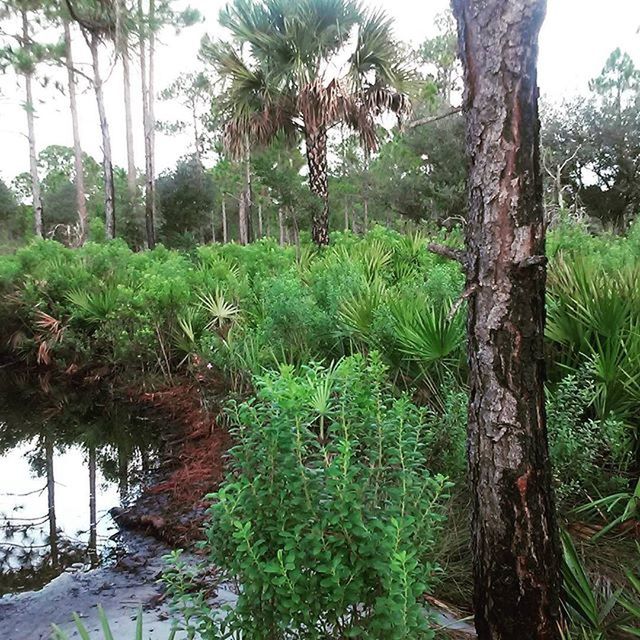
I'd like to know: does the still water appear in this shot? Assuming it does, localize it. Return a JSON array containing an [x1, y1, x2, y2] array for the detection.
[[0, 376, 161, 595]]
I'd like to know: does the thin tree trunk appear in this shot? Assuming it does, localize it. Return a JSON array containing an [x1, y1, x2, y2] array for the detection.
[[45, 434, 58, 567], [344, 204, 349, 231], [305, 128, 330, 246], [265, 208, 271, 238], [89, 33, 115, 240], [88, 444, 97, 564], [258, 202, 263, 238], [363, 197, 369, 231], [63, 19, 88, 245], [222, 196, 228, 243], [22, 11, 43, 239], [278, 207, 285, 246], [139, 0, 155, 249], [211, 209, 216, 242], [122, 45, 137, 200], [238, 189, 248, 245], [117, 444, 129, 501], [450, 1, 561, 638], [147, 0, 156, 245], [243, 143, 252, 242], [191, 96, 202, 166]]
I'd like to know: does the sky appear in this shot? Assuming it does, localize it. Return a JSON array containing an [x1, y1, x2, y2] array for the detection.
[[0, 0, 639, 184]]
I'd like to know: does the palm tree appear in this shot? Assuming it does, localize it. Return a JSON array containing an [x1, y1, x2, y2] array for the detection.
[[202, 0, 410, 246]]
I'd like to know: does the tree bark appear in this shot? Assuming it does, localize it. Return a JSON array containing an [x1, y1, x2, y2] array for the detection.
[[257, 202, 263, 238], [278, 207, 285, 246], [22, 11, 44, 239], [306, 129, 330, 246], [122, 44, 137, 200], [89, 33, 115, 240], [139, 0, 155, 249], [238, 190, 249, 245], [222, 196, 228, 243], [63, 19, 88, 245], [450, 1, 561, 638]]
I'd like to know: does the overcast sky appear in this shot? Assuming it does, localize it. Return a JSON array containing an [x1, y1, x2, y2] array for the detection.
[[1, 0, 639, 184]]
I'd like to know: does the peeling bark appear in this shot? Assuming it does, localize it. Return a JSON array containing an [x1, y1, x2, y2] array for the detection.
[[450, 0, 561, 637]]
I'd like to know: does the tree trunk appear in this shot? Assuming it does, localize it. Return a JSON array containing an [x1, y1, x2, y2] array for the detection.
[[63, 19, 88, 245], [258, 202, 263, 238], [88, 444, 98, 564], [22, 11, 43, 239], [243, 144, 253, 243], [45, 434, 58, 567], [139, 0, 155, 249], [89, 33, 115, 240], [363, 196, 369, 231], [122, 44, 137, 200], [278, 207, 285, 246], [344, 204, 349, 231], [147, 0, 156, 246], [450, 1, 561, 638], [222, 196, 228, 243], [305, 129, 330, 246], [238, 190, 249, 245]]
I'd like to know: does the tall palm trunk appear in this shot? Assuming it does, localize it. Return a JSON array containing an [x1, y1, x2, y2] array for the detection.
[[122, 44, 137, 200], [305, 128, 329, 246], [139, 0, 155, 249], [63, 19, 88, 245], [22, 11, 43, 239], [451, 0, 561, 637], [89, 33, 115, 240]]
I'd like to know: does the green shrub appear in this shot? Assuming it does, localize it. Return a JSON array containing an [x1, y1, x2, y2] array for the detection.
[[200, 354, 451, 639]]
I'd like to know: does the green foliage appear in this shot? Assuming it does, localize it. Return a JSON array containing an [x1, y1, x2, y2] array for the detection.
[[196, 355, 450, 639]]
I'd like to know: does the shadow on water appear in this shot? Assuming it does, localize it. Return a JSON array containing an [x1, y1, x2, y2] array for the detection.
[[0, 372, 162, 595]]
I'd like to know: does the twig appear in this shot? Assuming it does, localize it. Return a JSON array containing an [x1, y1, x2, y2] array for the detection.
[[447, 283, 478, 320]]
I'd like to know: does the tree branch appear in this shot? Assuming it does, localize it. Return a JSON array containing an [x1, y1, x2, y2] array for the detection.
[[427, 242, 467, 266], [406, 107, 462, 129]]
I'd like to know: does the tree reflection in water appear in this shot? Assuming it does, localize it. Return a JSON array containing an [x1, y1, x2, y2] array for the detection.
[[0, 375, 162, 594]]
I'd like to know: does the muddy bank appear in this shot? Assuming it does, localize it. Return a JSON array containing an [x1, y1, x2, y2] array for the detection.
[[0, 531, 237, 639]]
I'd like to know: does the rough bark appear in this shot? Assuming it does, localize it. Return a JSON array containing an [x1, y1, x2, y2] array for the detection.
[[89, 33, 115, 240], [63, 20, 88, 245], [22, 11, 44, 239], [305, 129, 330, 246], [122, 44, 137, 200], [238, 190, 249, 245], [450, 1, 561, 638]]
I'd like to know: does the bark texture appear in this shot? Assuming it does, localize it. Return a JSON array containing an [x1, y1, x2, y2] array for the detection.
[[122, 45, 137, 200], [306, 129, 330, 246], [22, 11, 43, 239], [63, 19, 88, 245], [89, 34, 115, 240], [450, 1, 561, 638]]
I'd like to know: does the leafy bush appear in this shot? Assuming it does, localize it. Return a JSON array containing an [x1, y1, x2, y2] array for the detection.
[[198, 355, 451, 639]]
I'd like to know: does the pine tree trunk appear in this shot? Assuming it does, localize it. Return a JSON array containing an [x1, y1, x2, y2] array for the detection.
[[122, 45, 137, 200], [278, 207, 285, 246], [88, 444, 97, 564], [89, 33, 115, 240], [243, 144, 252, 242], [147, 0, 156, 247], [63, 20, 88, 245], [222, 196, 228, 243], [363, 197, 369, 231], [238, 190, 248, 245], [139, 0, 155, 249], [258, 202, 263, 238], [450, 1, 561, 638], [305, 129, 329, 246], [22, 11, 43, 239], [344, 204, 349, 231]]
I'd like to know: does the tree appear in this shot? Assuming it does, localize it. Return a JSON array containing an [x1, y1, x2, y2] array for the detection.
[[157, 155, 216, 246], [0, 178, 23, 241], [542, 50, 640, 230], [445, 1, 562, 637], [0, 1, 59, 238], [202, 0, 410, 246], [65, 0, 118, 240]]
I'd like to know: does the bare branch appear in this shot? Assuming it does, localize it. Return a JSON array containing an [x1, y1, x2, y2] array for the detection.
[[447, 283, 478, 320], [406, 107, 462, 129], [427, 242, 466, 266]]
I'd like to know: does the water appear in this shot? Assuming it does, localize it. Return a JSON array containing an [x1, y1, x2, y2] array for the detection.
[[0, 376, 161, 595]]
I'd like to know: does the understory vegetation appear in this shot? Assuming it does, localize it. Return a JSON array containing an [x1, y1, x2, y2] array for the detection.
[[1, 219, 639, 637]]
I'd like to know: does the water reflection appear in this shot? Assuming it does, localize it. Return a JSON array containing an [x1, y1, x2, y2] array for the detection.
[[0, 375, 161, 595]]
